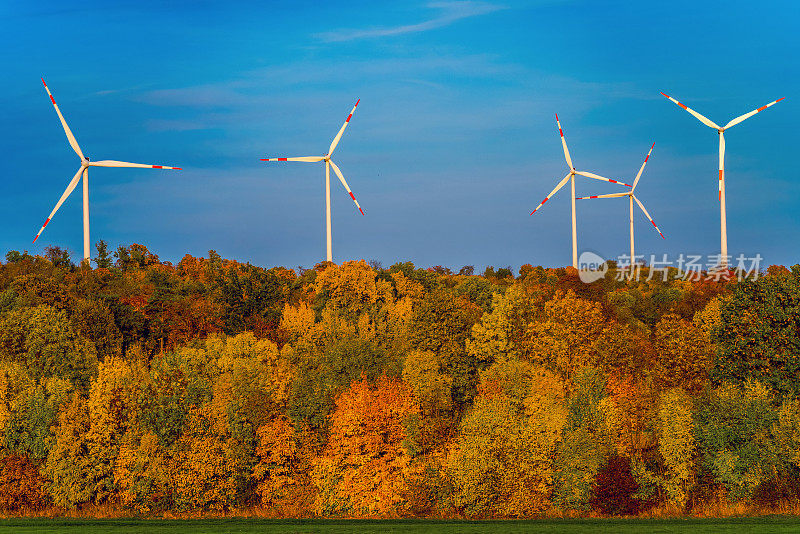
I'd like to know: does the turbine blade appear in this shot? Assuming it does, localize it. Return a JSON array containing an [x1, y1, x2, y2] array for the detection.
[[261, 156, 325, 162], [42, 78, 85, 160], [90, 160, 181, 169], [575, 170, 632, 188], [576, 192, 630, 200], [632, 142, 655, 191], [659, 92, 721, 129], [718, 131, 725, 201], [633, 195, 665, 239], [723, 97, 785, 129], [555, 114, 573, 170], [328, 99, 360, 156], [531, 173, 571, 215], [329, 160, 364, 215], [33, 166, 84, 243]]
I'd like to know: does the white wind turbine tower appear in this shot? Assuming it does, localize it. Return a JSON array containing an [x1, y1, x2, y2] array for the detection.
[[530, 114, 632, 268], [262, 100, 364, 263], [34, 78, 181, 263], [576, 143, 664, 276], [660, 92, 784, 268]]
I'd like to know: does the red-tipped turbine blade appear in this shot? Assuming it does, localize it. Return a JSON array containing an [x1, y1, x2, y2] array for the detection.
[[33, 166, 84, 243], [261, 156, 325, 162], [555, 113, 574, 170], [723, 97, 785, 129], [531, 173, 571, 215], [329, 160, 364, 215], [575, 170, 632, 188], [90, 160, 181, 169], [42, 78, 85, 160], [328, 99, 360, 156], [633, 195, 665, 239], [660, 91, 720, 129], [632, 142, 655, 191]]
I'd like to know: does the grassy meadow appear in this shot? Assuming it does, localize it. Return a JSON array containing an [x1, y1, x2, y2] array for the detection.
[[2, 518, 800, 534]]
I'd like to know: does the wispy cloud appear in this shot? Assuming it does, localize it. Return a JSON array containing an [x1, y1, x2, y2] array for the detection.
[[316, 1, 505, 42]]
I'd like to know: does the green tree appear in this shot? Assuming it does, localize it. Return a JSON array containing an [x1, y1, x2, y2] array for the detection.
[[445, 375, 565, 517], [1, 364, 72, 461], [93, 240, 113, 269], [409, 289, 482, 410], [44, 245, 72, 269], [288, 337, 394, 431], [552, 367, 612, 511], [0, 305, 98, 388], [695, 381, 781, 500], [714, 266, 800, 396]]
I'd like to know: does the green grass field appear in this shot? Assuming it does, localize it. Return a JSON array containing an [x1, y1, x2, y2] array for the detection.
[[1, 517, 799, 534]]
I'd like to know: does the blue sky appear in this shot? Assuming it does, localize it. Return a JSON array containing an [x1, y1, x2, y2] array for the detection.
[[1, 0, 798, 271]]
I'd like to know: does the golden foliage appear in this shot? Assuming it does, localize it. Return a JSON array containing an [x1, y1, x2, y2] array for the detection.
[[445, 387, 564, 517], [526, 291, 609, 380], [253, 415, 316, 515], [314, 261, 379, 315], [653, 314, 712, 391], [170, 406, 240, 512], [599, 375, 654, 457], [657, 388, 696, 508]]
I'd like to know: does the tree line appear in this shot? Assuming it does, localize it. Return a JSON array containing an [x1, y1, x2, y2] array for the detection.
[[1, 243, 799, 517]]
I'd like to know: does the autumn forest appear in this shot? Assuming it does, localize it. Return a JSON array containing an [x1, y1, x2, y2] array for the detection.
[[1, 243, 800, 518]]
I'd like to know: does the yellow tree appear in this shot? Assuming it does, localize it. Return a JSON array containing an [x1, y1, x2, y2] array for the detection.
[[656, 388, 696, 509], [402, 350, 453, 452], [526, 291, 610, 381], [445, 391, 565, 516], [467, 285, 546, 366], [653, 314, 712, 391], [169, 405, 240, 512], [314, 260, 383, 326], [114, 430, 172, 513], [446, 359, 567, 517], [599, 374, 654, 457], [253, 415, 317, 516], [48, 357, 136, 510]]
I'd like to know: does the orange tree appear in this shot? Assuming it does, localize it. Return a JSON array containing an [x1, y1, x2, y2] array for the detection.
[[312, 375, 421, 517]]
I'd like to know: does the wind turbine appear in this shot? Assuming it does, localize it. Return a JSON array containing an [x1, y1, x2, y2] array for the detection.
[[530, 114, 632, 268], [34, 78, 181, 263], [261, 100, 364, 263], [576, 143, 664, 276], [660, 92, 784, 267]]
